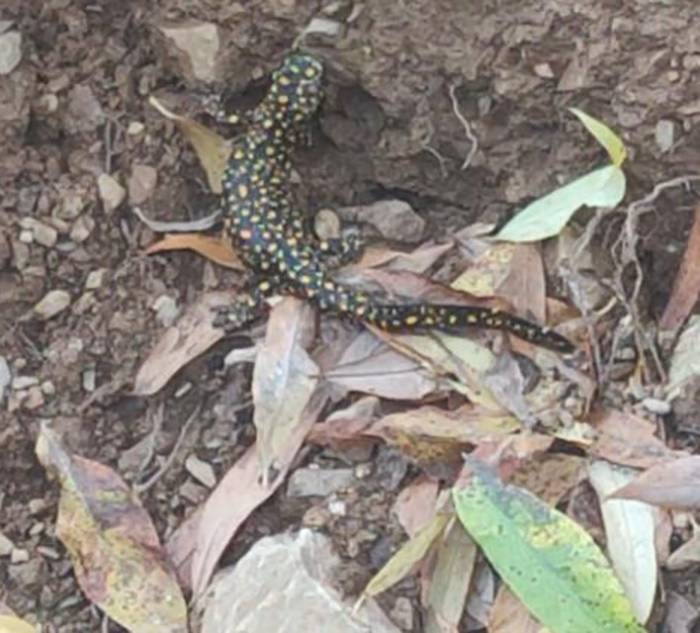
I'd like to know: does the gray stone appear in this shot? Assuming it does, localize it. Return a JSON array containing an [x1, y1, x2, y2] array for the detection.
[[97, 173, 126, 213], [159, 22, 221, 82], [202, 530, 400, 633], [0, 356, 11, 402], [33, 290, 71, 319], [287, 467, 355, 497], [0, 31, 22, 75]]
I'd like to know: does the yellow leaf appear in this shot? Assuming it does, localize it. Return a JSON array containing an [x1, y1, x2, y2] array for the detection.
[[149, 96, 231, 193], [569, 108, 627, 167], [0, 615, 38, 633]]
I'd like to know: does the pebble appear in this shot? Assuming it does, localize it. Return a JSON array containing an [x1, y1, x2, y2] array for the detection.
[[0, 356, 11, 401], [287, 467, 355, 497], [69, 214, 94, 243], [0, 531, 14, 556], [128, 164, 158, 205], [0, 31, 22, 75], [642, 397, 672, 415], [10, 548, 30, 564], [152, 294, 179, 326], [655, 119, 675, 153], [19, 218, 58, 247], [390, 597, 414, 631], [97, 173, 126, 213], [127, 121, 145, 135], [59, 191, 85, 220], [82, 367, 96, 393], [34, 289, 71, 319], [185, 454, 217, 488], [85, 267, 108, 290], [158, 21, 221, 82], [12, 375, 38, 390], [40, 380, 55, 396], [18, 229, 33, 244], [23, 386, 44, 409]]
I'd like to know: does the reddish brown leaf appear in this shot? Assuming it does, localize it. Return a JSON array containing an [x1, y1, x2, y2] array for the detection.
[[393, 475, 440, 537], [133, 291, 235, 395], [146, 233, 245, 270], [610, 455, 700, 509], [660, 203, 700, 331], [589, 408, 686, 469]]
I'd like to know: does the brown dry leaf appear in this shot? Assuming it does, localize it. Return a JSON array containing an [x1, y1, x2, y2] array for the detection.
[[146, 233, 245, 270], [252, 298, 323, 482], [186, 445, 283, 598], [589, 408, 686, 469], [324, 330, 439, 401], [423, 521, 476, 633], [452, 242, 546, 323], [488, 586, 547, 633], [352, 241, 454, 274], [306, 396, 379, 454], [660, 203, 700, 332], [367, 405, 519, 476], [510, 453, 585, 506], [609, 455, 700, 509], [133, 291, 235, 395], [35, 423, 187, 633], [149, 95, 230, 193], [393, 475, 440, 537], [371, 328, 501, 409]]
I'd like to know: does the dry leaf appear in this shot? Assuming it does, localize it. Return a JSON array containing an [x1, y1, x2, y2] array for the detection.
[[589, 408, 685, 469], [146, 233, 245, 270], [393, 475, 440, 537], [609, 456, 700, 509], [133, 291, 235, 395], [660, 203, 700, 332], [488, 586, 546, 633], [35, 423, 187, 633], [149, 96, 230, 193], [252, 298, 321, 482]]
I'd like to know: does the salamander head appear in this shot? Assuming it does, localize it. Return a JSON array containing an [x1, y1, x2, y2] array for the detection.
[[258, 53, 324, 127]]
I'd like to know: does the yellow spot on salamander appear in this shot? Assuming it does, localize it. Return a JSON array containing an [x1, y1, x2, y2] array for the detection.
[[277, 94, 289, 104], [405, 315, 419, 326], [238, 184, 248, 199], [355, 306, 366, 316], [233, 148, 245, 160], [448, 314, 458, 325], [423, 317, 435, 325], [300, 275, 312, 285], [239, 229, 252, 240], [466, 314, 478, 324], [259, 281, 271, 292], [305, 66, 317, 78]]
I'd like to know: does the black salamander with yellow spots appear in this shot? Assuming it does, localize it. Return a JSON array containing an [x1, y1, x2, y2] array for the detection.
[[216, 53, 574, 354]]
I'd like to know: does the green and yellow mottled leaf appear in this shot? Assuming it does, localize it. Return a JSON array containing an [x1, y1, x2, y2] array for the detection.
[[569, 109, 627, 167], [453, 458, 646, 633]]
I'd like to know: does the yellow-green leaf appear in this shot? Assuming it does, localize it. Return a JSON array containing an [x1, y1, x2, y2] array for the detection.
[[453, 458, 646, 633], [496, 165, 625, 242], [569, 108, 627, 167], [362, 513, 450, 599], [0, 615, 38, 633], [149, 96, 230, 194]]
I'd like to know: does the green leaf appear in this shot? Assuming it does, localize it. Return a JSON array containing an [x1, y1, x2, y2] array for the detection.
[[362, 513, 450, 599], [452, 459, 646, 633], [495, 165, 625, 242], [569, 109, 627, 167]]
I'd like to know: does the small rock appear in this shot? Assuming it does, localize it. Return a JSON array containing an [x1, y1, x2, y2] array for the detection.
[[152, 294, 179, 326], [339, 200, 425, 243], [179, 479, 208, 504], [354, 463, 372, 479], [127, 121, 145, 135], [655, 119, 675, 153], [82, 367, 96, 393], [328, 499, 347, 516], [12, 375, 38, 390], [0, 531, 14, 556], [23, 386, 44, 409], [18, 229, 33, 244], [10, 548, 29, 564], [33, 289, 71, 319], [287, 468, 355, 497], [66, 84, 105, 134], [59, 191, 86, 220], [533, 62, 555, 79], [159, 21, 221, 83], [642, 397, 672, 415], [19, 218, 58, 248], [85, 268, 108, 290], [27, 498, 48, 515], [69, 214, 95, 243], [8, 559, 42, 589], [40, 380, 55, 395], [0, 31, 22, 75], [128, 164, 157, 205], [97, 173, 126, 213], [389, 597, 414, 631], [185, 454, 217, 488], [0, 356, 11, 401], [302, 17, 341, 37], [35, 93, 58, 114], [36, 546, 60, 560]]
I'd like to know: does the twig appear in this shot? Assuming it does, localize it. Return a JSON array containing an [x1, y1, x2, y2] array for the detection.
[[131, 205, 222, 232], [134, 405, 200, 494], [448, 83, 478, 169]]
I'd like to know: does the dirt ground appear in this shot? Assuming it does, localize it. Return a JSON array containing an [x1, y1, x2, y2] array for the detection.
[[2, 0, 700, 631]]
